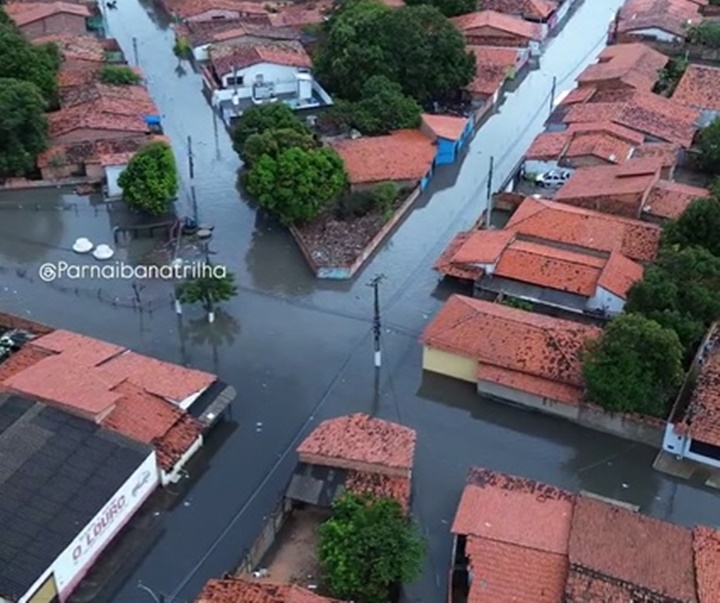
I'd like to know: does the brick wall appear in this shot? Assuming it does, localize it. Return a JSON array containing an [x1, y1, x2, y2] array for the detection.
[[0, 311, 54, 335], [298, 452, 411, 478], [20, 13, 87, 39]]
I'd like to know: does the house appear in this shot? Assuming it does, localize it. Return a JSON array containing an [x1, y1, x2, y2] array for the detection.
[[32, 32, 125, 68], [476, 0, 558, 25], [162, 0, 271, 24], [449, 467, 574, 603], [451, 10, 545, 55], [566, 496, 697, 602], [195, 579, 344, 603], [524, 121, 642, 174], [673, 64, 720, 126], [177, 19, 299, 62], [421, 296, 601, 407], [664, 324, 720, 469], [609, 0, 702, 44], [331, 130, 437, 192], [631, 140, 681, 178], [576, 43, 668, 94], [465, 45, 529, 113], [204, 41, 332, 124], [553, 158, 708, 220], [420, 114, 473, 165], [4, 1, 91, 38], [0, 327, 234, 484], [559, 91, 700, 148]]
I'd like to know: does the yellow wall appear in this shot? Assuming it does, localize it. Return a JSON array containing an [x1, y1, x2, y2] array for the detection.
[[27, 575, 58, 603], [422, 347, 477, 383]]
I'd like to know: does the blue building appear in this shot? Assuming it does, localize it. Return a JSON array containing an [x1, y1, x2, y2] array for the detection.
[[421, 114, 474, 166]]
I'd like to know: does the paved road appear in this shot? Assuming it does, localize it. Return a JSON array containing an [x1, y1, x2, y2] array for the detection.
[[2, 1, 720, 602]]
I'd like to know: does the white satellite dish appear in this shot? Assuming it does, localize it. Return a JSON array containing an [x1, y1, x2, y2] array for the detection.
[[93, 244, 114, 260], [72, 237, 93, 254]]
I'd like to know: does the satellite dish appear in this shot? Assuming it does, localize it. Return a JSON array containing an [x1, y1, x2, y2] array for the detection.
[[73, 237, 93, 254], [93, 244, 114, 260]]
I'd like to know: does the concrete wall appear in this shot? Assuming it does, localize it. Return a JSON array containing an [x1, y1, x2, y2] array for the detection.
[[626, 27, 683, 43], [524, 159, 557, 174], [436, 138, 459, 165], [217, 63, 306, 99], [20, 13, 87, 39], [477, 379, 580, 420], [297, 452, 411, 478], [587, 286, 625, 316], [422, 347, 477, 383], [104, 164, 125, 199]]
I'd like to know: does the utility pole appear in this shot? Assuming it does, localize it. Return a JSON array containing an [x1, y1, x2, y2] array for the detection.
[[187, 135, 194, 180], [485, 155, 494, 228], [549, 75, 557, 117], [368, 274, 385, 369], [132, 37, 139, 66], [137, 581, 165, 603]]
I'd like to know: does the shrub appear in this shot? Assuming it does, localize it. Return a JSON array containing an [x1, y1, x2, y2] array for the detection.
[[99, 65, 142, 85]]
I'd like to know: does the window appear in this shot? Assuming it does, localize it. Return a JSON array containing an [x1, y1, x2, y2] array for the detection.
[[226, 76, 244, 86]]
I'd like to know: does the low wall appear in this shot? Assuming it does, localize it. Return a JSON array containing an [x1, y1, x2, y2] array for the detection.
[[235, 494, 293, 575], [290, 184, 423, 280], [0, 311, 54, 335], [0, 176, 96, 191]]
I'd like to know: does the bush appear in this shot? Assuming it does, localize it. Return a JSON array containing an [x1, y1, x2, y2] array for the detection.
[[662, 195, 720, 256], [334, 182, 398, 220], [232, 104, 311, 157], [687, 20, 720, 48], [697, 117, 720, 175], [241, 127, 317, 166], [118, 142, 178, 215], [100, 65, 141, 85]]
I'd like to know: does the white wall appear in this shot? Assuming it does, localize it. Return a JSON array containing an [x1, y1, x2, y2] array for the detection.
[[218, 62, 304, 99], [662, 423, 687, 455], [105, 164, 126, 199], [19, 451, 160, 603], [162, 434, 204, 485], [627, 27, 682, 43], [529, 40, 541, 56], [586, 286, 625, 316], [698, 109, 719, 128], [175, 385, 210, 411], [523, 159, 558, 174], [193, 43, 210, 62]]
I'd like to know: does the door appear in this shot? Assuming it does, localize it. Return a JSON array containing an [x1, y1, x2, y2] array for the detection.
[[26, 574, 60, 603]]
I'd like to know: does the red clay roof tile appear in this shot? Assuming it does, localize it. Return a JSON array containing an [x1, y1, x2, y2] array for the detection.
[[5, 1, 90, 25], [60, 83, 159, 115], [453, 229, 515, 264], [577, 43, 668, 92], [32, 32, 106, 62], [643, 180, 710, 220], [209, 40, 311, 75], [568, 496, 696, 602], [196, 578, 343, 603], [525, 131, 569, 159], [597, 251, 645, 298], [680, 344, 720, 448], [616, 0, 702, 38], [476, 0, 557, 19], [694, 526, 720, 603], [673, 64, 720, 112], [421, 113, 468, 141], [344, 471, 411, 511], [48, 103, 150, 139], [434, 232, 485, 280], [296, 413, 416, 472], [0, 346, 54, 382], [451, 9, 543, 39], [31, 329, 125, 364], [155, 413, 204, 470], [331, 130, 436, 185]]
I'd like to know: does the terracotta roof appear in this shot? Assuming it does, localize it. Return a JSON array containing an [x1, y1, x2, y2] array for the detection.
[[565, 132, 634, 163], [560, 86, 597, 106], [451, 10, 543, 39], [577, 43, 668, 92], [196, 578, 343, 603], [643, 180, 710, 220], [525, 132, 569, 159], [32, 33, 105, 62], [422, 296, 601, 403], [452, 228, 515, 265], [267, 5, 328, 27], [434, 232, 484, 280], [37, 140, 98, 169], [469, 45, 521, 69], [505, 196, 662, 262], [154, 413, 204, 470], [0, 346, 54, 382], [673, 64, 720, 112], [60, 83, 158, 115], [681, 346, 720, 448], [48, 103, 150, 139], [421, 114, 468, 141], [331, 130, 436, 185], [597, 251, 645, 298], [526, 122, 643, 161], [5, 1, 90, 25], [567, 496, 696, 602], [296, 413, 416, 471], [477, 0, 557, 19], [616, 0, 702, 38], [633, 140, 681, 168], [182, 19, 299, 46], [568, 120, 646, 144], [209, 40, 310, 76], [31, 329, 124, 364], [167, 0, 268, 20], [344, 471, 411, 511], [694, 526, 720, 603]]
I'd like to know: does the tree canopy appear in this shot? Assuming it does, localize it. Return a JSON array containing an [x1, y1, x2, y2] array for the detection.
[[99, 65, 142, 85], [318, 492, 425, 603], [241, 127, 317, 166], [625, 246, 720, 357], [314, 0, 475, 102], [582, 313, 684, 417], [0, 78, 49, 178], [245, 146, 347, 225], [405, 0, 476, 18], [118, 142, 178, 215], [697, 117, 720, 175], [177, 267, 237, 310], [663, 196, 720, 256], [232, 104, 311, 157]]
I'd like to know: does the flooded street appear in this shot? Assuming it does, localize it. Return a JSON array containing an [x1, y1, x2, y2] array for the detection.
[[2, 0, 720, 601]]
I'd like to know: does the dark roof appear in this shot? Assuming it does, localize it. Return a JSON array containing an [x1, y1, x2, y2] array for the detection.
[[285, 462, 348, 508], [0, 393, 152, 600]]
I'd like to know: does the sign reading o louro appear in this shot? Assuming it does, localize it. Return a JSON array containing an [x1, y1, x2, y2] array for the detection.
[[72, 495, 127, 561]]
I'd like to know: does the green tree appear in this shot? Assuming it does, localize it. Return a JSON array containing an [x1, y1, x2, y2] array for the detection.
[[582, 313, 684, 417], [315, 0, 474, 101], [176, 267, 237, 323], [697, 117, 720, 175], [406, 0, 476, 18], [118, 142, 178, 215], [653, 57, 688, 96], [687, 20, 720, 49], [348, 75, 422, 135], [626, 246, 720, 356], [241, 127, 317, 166], [245, 147, 346, 225], [99, 65, 142, 85], [663, 196, 720, 255], [318, 492, 425, 603], [232, 104, 311, 157], [0, 26, 59, 104], [0, 78, 48, 177]]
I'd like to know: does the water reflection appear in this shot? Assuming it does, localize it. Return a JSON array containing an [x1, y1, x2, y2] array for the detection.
[[178, 308, 241, 372]]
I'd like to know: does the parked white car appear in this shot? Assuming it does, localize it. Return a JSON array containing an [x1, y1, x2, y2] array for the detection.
[[535, 169, 572, 188]]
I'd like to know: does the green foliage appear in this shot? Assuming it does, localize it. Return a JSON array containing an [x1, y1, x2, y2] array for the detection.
[[697, 117, 720, 175], [687, 20, 720, 48], [245, 147, 347, 225], [177, 267, 238, 310], [232, 104, 311, 157], [625, 246, 720, 357], [118, 142, 178, 215], [344, 76, 422, 135], [653, 57, 688, 96], [663, 196, 720, 256], [0, 78, 48, 177], [0, 20, 59, 105], [99, 65, 142, 85], [335, 181, 398, 220], [501, 297, 533, 311], [241, 127, 317, 166], [173, 35, 192, 59], [318, 492, 425, 603], [582, 313, 684, 417], [314, 0, 475, 101], [406, 0, 476, 17]]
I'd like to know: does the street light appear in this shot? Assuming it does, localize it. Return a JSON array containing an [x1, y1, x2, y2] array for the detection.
[[138, 581, 165, 603]]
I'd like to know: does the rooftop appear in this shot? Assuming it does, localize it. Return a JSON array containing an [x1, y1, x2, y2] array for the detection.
[[0, 393, 151, 600], [31, 32, 106, 62], [643, 180, 709, 220], [576, 43, 668, 92], [475, 0, 557, 19], [693, 526, 720, 603], [209, 40, 311, 76], [181, 19, 299, 46], [421, 113, 468, 141], [296, 413, 416, 472], [5, 1, 90, 25], [567, 496, 696, 602], [422, 296, 601, 404], [616, 0, 702, 37], [680, 344, 720, 448], [633, 140, 681, 168], [465, 45, 518, 97], [37, 135, 163, 169], [331, 130, 436, 185], [196, 578, 343, 603], [166, 0, 269, 20], [673, 64, 720, 112], [48, 103, 150, 139], [60, 83, 158, 115], [451, 9, 543, 39]]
